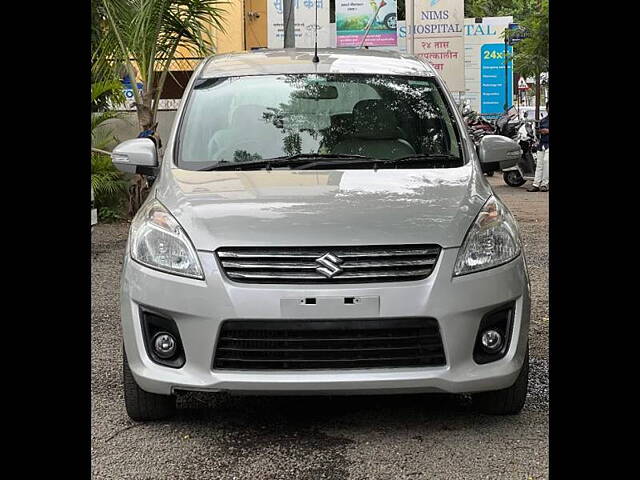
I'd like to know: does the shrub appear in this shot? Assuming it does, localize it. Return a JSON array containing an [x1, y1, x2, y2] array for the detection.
[[91, 153, 129, 222]]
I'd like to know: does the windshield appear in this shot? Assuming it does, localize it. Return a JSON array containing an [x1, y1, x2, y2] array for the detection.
[[177, 74, 463, 170]]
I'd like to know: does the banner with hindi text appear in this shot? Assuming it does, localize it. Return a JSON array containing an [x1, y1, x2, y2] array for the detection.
[[412, 0, 465, 93]]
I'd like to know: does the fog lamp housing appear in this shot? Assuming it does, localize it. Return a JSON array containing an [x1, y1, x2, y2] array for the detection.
[[473, 303, 515, 364], [480, 329, 503, 353], [140, 308, 186, 368], [152, 332, 177, 359]]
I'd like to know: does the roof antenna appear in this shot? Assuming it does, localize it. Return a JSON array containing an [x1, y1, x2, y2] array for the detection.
[[312, 0, 319, 63]]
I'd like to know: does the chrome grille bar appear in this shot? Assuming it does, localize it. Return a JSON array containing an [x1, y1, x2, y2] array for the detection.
[[220, 258, 437, 270], [216, 245, 441, 284], [217, 247, 440, 259]]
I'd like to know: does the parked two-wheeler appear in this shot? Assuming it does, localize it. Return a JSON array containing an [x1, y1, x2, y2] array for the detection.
[[463, 107, 499, 176], [502, 120, 538, 187]]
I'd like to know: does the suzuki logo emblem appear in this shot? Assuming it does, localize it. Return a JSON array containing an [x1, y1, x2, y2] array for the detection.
[[315, 253, 344, 278]]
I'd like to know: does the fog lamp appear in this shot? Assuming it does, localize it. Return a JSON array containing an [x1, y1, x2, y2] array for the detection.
[[480, 329, 503, 353], [152, 332, 177, 359]]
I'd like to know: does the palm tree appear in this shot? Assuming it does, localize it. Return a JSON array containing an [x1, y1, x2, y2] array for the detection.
[[91, 81, 129, 220], [93, 0, 227, 133], [513, 1, 548, 120], [92, 0, 228, 212]]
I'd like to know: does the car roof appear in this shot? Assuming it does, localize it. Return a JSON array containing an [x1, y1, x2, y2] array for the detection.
[[199, 48, 436, 79]]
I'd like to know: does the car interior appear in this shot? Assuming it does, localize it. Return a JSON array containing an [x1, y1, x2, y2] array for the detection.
[[180, 75, 457, 166]]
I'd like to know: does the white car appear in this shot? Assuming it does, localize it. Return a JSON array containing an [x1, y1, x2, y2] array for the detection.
[[518, 106, 547, 121], [376, 0, 397, 30], [112, 49, 529, 421]]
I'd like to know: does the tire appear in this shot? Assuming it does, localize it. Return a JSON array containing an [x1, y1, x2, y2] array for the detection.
[[473, 347, 529, 415], [123, 348, 176, 421], [384, 13, 397, 30], [503, 170, 526, 187]]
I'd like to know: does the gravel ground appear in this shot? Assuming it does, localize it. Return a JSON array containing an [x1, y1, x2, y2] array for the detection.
[[91, 175, 548, 479]]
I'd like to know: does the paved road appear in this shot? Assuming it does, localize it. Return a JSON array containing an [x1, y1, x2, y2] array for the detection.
[[91, 175, 548, 479]]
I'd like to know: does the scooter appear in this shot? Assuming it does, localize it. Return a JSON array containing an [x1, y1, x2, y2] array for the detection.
[[502, 121, 537, 187], [463, 107, 498, 176]]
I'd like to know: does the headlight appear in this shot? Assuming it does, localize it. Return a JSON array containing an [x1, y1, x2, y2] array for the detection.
[[453, 196, 521, 276], [130, 199, 204, 279]]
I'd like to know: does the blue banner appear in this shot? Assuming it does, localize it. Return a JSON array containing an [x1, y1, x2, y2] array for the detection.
[[122, 81, 144, 100], [480, 43, 512, 115]]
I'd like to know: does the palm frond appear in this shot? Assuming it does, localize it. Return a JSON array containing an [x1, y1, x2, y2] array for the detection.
[[91, 153, 129, 208], [94, 0, 229, 134]]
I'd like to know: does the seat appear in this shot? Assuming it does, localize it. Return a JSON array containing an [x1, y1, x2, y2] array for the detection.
[[319, 113, 354, 151], [332, 99, 415, 160]]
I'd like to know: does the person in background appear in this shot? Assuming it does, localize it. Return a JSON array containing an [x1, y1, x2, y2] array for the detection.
[[527, 102, 549, 192]]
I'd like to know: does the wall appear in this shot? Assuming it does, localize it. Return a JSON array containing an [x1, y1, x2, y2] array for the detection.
[[210, 0, 245, 53], [96, 111, 178, 150]]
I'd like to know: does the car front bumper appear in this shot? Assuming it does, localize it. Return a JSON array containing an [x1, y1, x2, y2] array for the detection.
[[121, 248, 530, 396]]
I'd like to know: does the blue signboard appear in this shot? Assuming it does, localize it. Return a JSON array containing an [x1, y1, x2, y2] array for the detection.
[[122, 81, 144, 100], [480, 43, 512, 115]]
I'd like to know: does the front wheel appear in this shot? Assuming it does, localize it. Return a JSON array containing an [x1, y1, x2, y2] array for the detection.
[[503, 170, 526, 187], [123, 348, 176, 421], [473, 347, 529, 415], [384, 13, 397, 30]]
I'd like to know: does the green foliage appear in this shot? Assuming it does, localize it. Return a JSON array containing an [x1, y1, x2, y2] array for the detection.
[[512, 0, 549, 78], [336, 15, 370, 31], [464, 0, 548, 113], [98, 206, 126, 222], [92, 79, 126, 112], [92, 82, 127, 151], [465, 0, 520, 18], [92, 153, 129, 220], [91, 81, 129, 221], [92, 0, 229, 131], [463, 0, 548, 77]]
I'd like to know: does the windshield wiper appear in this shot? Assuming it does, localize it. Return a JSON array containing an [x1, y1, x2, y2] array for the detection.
[[392, 153, 461, 162], [198, 153, 461, 171], [295, 153, 463, 170], [198, 153, 373, 171], [388, 153, 463, 167]]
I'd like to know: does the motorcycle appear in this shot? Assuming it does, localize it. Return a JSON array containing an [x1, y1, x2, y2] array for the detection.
[[502, 120, 538, 187], [463, 107, 498, 176]]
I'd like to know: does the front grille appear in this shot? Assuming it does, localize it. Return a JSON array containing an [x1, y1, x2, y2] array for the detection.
[[213, 318, 446, 370], [215, 245, 441, 283]]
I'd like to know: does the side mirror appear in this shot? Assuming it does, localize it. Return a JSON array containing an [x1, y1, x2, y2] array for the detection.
[[477, 135, 521, 169], [111, 138, 158, 174]]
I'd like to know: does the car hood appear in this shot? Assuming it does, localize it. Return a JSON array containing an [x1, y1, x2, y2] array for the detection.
[[155, 165, 492, 250]]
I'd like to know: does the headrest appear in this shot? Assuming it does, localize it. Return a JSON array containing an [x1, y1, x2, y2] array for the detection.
[[351, 99, 399, 139], [331, 113, 353, 132]]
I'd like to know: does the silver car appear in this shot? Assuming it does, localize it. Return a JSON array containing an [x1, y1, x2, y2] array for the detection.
[[112, 49, 529, 421]]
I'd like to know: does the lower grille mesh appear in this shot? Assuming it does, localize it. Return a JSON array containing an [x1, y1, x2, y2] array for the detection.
[[213, 318, 446, 370]]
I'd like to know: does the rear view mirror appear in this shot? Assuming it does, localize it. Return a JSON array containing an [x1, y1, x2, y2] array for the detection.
[[477, 135, 521, 169], [111, 138, 158, 174]]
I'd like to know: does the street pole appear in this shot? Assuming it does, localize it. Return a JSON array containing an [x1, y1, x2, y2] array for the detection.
[[360, 2, 385, 48], [504, 34, 508, 113], [407, 0, 414, 55], [283, 0, 295, 48]]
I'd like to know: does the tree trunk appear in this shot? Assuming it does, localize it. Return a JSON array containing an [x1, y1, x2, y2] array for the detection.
[[129, 87, 158, 217], [283, 0, 295, 48], [134, 87, 158, 132]]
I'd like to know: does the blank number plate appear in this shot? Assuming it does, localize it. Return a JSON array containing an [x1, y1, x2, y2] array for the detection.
[[280, 296, 380, 318]]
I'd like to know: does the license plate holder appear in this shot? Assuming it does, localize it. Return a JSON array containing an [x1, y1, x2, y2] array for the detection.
[[280, 296, 380, 318]]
